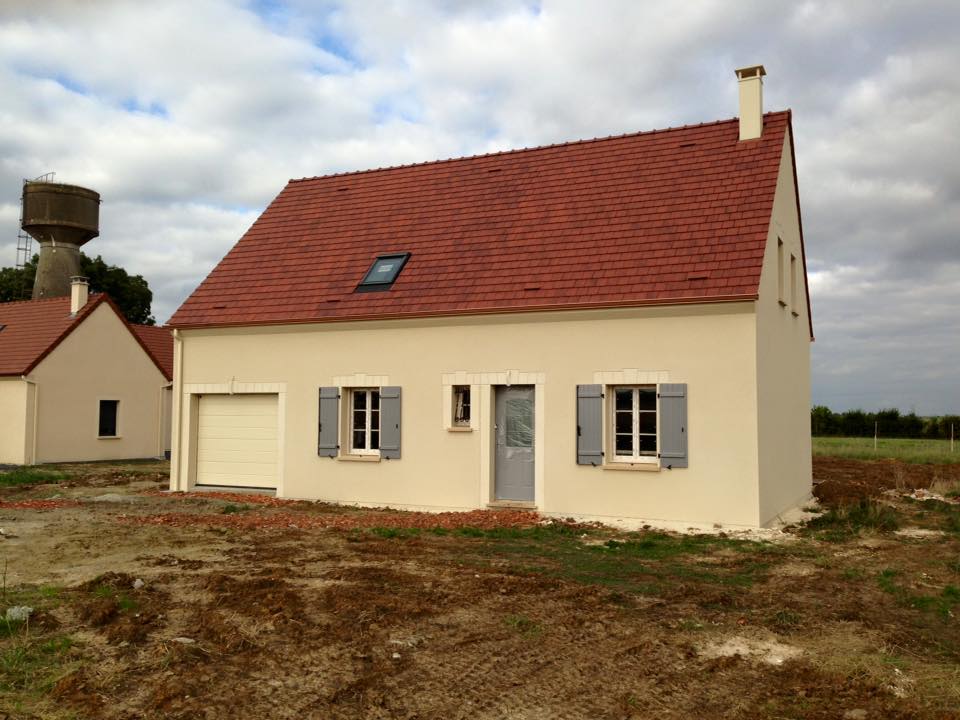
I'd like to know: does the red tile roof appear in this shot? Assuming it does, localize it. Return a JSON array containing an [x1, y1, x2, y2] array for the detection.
[[0, 294, 173, 380], [0, 295, 104, 376], [170, 111, 795, 329], [132, 325, 174, 380]]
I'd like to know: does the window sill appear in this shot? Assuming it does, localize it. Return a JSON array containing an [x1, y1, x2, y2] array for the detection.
[[602, 462, 660, 472], [447, 426, 474, 433], [337, 454, 381, 463], [487, 500, 536, 510], [97, 435, 122, 440]]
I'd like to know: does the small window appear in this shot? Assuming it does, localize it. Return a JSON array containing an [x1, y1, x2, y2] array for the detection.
[[349, 388, 380, 455], [356, 253, 410, 292], [98, 400, 119, 438], [452, 385, 471, 427], [777, 238, 786, 305], [790, 254, 798, 312], [610, 386, 657, 463]]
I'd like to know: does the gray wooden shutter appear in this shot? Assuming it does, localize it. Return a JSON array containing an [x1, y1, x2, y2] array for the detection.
[[659, 383, 688, 468], [317, 387, 340, 457], [380, 386, 401, 460], [576, 384, 603, 466]]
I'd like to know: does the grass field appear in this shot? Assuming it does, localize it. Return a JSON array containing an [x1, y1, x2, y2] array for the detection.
[[813, 436, 959, 464], [0, 468, 67, 487]]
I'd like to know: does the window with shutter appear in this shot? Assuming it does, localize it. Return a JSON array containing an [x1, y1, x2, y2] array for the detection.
[[578, 382, 689, 470]]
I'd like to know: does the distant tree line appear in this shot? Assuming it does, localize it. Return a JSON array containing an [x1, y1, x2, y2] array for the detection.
[[812, 406, 959, 440]]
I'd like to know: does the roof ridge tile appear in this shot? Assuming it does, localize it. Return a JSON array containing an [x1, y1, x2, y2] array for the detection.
[[289, 111, 790, 184]]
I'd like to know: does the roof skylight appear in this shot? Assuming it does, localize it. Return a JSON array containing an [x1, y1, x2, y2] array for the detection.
[[356, 253, 410, 292]]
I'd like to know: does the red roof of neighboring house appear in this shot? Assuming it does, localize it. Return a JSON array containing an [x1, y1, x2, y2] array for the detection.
[[0, 294, 172, 380], [132, 324, 174, 380], [170, 111, 801, 329], [0, 295, 104, 376]]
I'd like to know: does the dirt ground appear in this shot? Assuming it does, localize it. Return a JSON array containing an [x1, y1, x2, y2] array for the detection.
[[1, 458, 959, 719]]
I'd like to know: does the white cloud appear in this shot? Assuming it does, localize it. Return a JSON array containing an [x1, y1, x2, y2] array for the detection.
[[0, 0, 958, 412]]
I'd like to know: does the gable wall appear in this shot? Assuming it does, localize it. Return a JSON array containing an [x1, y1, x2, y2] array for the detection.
[[0, 378, 29, 464], [172, 302, 764, 528], [30, 303, 168, 463], [755, 130, 813, 524]]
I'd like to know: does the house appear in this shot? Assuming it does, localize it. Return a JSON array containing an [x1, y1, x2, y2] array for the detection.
[[0, 280, 173, 465], [168, 66, 812, 529]]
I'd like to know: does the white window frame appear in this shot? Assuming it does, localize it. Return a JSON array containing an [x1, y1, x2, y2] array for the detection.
[[608, 385, 658, 464], [348, 388, 381, 456], [452, 385, 471, 427]]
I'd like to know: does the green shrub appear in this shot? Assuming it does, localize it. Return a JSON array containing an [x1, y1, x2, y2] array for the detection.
[[806, 499, 899, 540], [369, 527, 421, 539]]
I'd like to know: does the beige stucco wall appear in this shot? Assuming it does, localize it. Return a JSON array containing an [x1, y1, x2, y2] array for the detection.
[[0, 378, 29, 465], [755, 131, 813, 525], [29, 303, 169, 463], [172, 302, 767, 527]]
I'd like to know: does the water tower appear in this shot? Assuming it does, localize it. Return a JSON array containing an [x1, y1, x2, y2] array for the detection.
[[20, 181, 100, 299]]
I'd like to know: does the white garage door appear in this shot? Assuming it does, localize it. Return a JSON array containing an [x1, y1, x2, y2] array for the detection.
[[196, 394, 279, 489]]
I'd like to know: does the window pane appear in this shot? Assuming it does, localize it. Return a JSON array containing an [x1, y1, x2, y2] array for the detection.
[[615, 389, 632, 411], [369, 259, 397, 282], [454, 386, 470, 424], [638, 435, 657, 455], [638, 388, 656, 411], [353, 410, 366, 431], [615, 435, 633, 454], [371, 391, 380, 410], [98, 400, 118, 437], [615, 411, 633, 434], [354, 391, 366, 410], [505, 398, 533, 448], [371, 430, 379, 450], [353, 430, 366, 450], [371, 409, 380, 430], [638, 411, 656, 435]]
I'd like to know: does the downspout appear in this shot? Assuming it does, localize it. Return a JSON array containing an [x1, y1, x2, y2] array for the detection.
[[170, 329, 184, 491], [157, 382, 172, 459]]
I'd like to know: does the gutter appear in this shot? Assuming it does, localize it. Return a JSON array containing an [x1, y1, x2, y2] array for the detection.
[[167, 293, 760, 332], [170, 329, 184, 491]]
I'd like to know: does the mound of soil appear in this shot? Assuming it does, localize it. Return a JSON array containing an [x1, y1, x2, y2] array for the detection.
[[813, 457, 960, 504]]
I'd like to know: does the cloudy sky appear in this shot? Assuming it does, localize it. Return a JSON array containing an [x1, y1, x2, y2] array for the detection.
[[1, 1, 957, 414]]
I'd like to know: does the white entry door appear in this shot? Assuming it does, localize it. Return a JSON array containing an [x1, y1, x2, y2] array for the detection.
[[196, 394, 279, 489]]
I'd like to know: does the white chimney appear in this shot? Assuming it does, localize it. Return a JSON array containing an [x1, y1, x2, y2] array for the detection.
[[735, 65, 766, 141], [70, 276, 89, 315]]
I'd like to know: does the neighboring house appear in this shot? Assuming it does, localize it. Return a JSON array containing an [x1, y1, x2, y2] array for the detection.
[[0, 280, 173, 464], [168, 66, 812, 529]]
